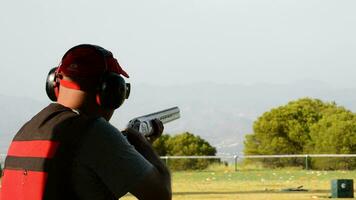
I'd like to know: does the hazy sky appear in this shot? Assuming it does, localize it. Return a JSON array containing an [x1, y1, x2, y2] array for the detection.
[[0, 0, 355, 101]]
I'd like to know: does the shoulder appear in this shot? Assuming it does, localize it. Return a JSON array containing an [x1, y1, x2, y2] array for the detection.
[[83, 117, 130, 150], [74, 117, 136, 170], [75, 117, 148, 167], [89, 117, 121, 136], [73, 117, 155, 197]]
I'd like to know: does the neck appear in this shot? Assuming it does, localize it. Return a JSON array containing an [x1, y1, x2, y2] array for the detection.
[[57, 86, 113, 121], [57, 86, 95, 114], [57, 87, 86, 108]]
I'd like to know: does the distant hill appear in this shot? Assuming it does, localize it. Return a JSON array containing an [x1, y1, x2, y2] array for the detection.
[[0, 81, 355, 155]]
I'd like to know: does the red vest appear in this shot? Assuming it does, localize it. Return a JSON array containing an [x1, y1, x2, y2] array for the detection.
[[0, 104, 95, 200]]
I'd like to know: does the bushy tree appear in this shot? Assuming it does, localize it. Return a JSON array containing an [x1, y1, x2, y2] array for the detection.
[[244, 98, 356, 169], [308, 110, 356, 169], [153, 132, 217, 170], [166, 132, 216, 156], [152, 134, 171, 156]]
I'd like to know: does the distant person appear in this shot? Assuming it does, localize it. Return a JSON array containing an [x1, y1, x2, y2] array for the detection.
[[0, 44, 172, 200]]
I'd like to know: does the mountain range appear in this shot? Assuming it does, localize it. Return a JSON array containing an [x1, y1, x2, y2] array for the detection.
[[1, 80, 355, 156]]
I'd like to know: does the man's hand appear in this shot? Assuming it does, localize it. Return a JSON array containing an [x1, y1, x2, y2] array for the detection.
[[146, 119, 164, 143], [123, 119, 164, 144], [122, 127, 146, 147]]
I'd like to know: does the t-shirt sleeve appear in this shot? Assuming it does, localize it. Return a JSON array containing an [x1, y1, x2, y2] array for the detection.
[[75, 118, 154, 198]]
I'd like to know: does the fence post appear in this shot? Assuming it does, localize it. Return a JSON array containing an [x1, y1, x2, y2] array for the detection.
[[305, 155, 310, 170], [234, 155, 238, 172], [165, 156, 169, 166], [0, 154, 4, 174]]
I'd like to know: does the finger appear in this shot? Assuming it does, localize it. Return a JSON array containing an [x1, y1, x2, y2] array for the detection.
[[152, 119, 164, 135], [157, 119, 164, 132], [125, 127, 143, 137], [158, 119, 164, 132], [121, 129, 128, 136]]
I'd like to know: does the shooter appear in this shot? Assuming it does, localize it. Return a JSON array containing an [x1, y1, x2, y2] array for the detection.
[[0, 44, 172, 200]]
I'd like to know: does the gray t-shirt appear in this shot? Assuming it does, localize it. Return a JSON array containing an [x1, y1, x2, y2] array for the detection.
[[71, 117, 154, 199]]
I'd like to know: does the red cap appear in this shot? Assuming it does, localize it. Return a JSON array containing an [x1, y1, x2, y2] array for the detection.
[[57, 44, 129, 78]]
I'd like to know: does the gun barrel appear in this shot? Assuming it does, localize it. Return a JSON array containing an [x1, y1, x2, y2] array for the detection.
[[135, 107, 180, 124]]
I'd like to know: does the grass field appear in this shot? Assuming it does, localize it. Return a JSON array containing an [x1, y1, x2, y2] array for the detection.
[[1, 165, 355, 199], [122, 165, 356, 200]]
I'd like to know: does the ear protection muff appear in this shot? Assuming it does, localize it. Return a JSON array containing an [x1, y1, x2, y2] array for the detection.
[[96, 72, 131, 109], [45, 67, 60, 102], [45, 44, 130, 110], [92, 45, 130, 109]]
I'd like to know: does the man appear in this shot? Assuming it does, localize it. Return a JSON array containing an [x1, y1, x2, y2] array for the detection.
[[0, 44, 172, 200]]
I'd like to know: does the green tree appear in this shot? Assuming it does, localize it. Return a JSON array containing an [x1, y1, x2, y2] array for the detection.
[[308, 110, 356, 169], [244, 98, 355, 168], [152, 134, 171, 156], [153, 132, 217, 170], [166, 132, 216, 156]]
